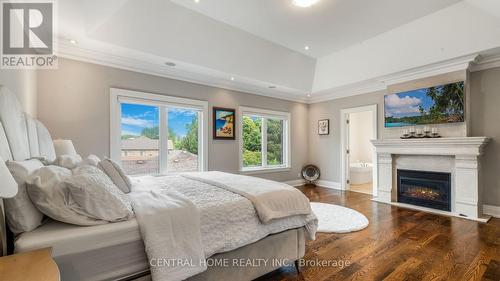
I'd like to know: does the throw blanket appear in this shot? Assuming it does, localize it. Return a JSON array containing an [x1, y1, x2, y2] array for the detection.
[[129, 189, 206, 281], [182, 171, 311, 223]]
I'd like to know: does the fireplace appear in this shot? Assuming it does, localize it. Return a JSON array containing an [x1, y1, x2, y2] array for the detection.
[[397, 169, 451, 211]]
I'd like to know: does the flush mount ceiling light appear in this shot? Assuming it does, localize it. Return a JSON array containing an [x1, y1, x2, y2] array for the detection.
[[69, 39, 77, 45], [230, 77, 235, 81], [165, 62, 176, 67], [293, 0, 320, 8]]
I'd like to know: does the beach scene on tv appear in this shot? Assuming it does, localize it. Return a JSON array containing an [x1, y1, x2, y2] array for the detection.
[[384, 81, 465, 128]]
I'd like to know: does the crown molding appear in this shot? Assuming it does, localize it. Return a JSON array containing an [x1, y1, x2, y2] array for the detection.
[[55, 39, 500, 105], [56, 41, 309, 104], [380, 54, 478, 86], [308, 79, 385, 103], [308, 54, 480, 103], [470, 53, 500, 72]]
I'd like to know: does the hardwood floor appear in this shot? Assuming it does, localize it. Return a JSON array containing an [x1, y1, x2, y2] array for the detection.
[[349, 183, 373, 195], [256, 186, 500, 281]]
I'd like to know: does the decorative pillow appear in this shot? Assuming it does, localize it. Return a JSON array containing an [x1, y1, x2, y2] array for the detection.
[[98, 158, 132, 193], [26, 165, 108, 226], [4, 159, 45, 234], [81, 155, 100, 167], [54, 154, 82, 170], [65, 165, 133, 222]]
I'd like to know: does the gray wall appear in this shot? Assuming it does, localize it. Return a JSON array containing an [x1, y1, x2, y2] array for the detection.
[[37, 58, 308, 182], [0, 69, 37, 117], [470, 67, 500, 207], [308, 91, 385, 182]]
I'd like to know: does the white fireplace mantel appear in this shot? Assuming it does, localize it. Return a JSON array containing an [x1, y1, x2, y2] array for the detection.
[[370, 137, 491, 222]]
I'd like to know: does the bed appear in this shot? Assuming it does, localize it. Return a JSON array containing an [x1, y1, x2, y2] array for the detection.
[[0, 86, 315, 281]]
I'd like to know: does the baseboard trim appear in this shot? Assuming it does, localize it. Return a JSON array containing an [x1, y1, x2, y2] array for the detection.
[[316, 180, 342, 190], [283, 179, 306, 187], [483, 204, 500, 218]]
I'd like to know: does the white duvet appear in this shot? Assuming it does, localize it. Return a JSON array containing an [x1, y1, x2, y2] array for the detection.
[[130, 174, 317, 281]]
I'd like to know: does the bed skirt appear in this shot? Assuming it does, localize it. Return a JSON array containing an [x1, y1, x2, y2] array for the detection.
[[123, 227, 305, 281]]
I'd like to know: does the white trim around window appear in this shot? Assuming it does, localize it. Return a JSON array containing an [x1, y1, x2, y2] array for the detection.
[[238, 106, 291, 173], [110, 88, 208, 174]]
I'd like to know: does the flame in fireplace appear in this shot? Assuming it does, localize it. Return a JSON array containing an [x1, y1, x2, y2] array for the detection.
[[403, 185, 441, 201]]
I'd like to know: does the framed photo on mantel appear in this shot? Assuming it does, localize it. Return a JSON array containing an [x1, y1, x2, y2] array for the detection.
[[318, 119, 329, 135], [213, 107, 235, 139]]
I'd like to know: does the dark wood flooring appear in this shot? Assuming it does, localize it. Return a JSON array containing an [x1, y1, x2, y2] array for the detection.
[[256, 185, 500, 281]]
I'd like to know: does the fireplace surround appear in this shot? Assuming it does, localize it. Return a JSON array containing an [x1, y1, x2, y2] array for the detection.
[[371, 137, 490, 222]]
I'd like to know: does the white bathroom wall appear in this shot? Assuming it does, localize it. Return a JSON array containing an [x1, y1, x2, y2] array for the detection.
[[348, 110, 374, 164]]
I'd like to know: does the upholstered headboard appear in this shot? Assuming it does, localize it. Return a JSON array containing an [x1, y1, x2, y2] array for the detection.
[[0, 86, 56, 162], [0, 85, 56, 255]]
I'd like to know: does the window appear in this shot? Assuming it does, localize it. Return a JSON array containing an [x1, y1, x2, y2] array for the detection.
[[111, 88, 208, 175], [239, 106, 290, 173]]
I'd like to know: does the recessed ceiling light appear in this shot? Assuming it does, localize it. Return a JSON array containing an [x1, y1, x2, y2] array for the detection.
[[230, 77, 235, 81], [304, 46, 310, 51], [306, 93, 311, 97], [165, 62, 176, 67], [268, 86, 277, 89], [69, 39, 77, 45], [194, 0, 200, 3], [293, 0, 320, 8]]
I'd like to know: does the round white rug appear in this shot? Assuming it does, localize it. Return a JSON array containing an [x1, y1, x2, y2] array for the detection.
[[311, 202, 369, 233]]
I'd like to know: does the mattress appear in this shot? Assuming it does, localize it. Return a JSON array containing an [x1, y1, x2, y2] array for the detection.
[[14, 175, 315, 280], [15, 219, 149, 281]]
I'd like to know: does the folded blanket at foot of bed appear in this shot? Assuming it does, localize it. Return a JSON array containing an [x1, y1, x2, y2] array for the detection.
[[130, 189, 206, 281], [182, 171, 312, 223]]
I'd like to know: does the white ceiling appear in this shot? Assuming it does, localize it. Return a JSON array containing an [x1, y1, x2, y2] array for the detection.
[[55, 0, 500, 103], [171, 0, 462, 58]]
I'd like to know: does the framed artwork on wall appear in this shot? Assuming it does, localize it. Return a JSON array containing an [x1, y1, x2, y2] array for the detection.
[[213, 107, 236, 139], [318, 119, 329, 135]]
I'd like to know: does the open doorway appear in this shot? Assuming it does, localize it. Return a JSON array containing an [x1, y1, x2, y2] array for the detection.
[[341, 105, 377, 195]]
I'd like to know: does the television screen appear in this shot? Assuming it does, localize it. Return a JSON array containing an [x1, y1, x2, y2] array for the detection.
[[384, 81, 465, 128]]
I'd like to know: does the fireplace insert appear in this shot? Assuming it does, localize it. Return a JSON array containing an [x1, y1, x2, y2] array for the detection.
[[397, 169, 451, 211]]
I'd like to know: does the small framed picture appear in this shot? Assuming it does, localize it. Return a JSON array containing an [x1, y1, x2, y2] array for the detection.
[[213, 107, 236, 139], [318, 119, 329, 135]]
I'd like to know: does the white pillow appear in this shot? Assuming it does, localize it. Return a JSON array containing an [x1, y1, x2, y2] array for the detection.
[[53, 154, 82, 170], [98, 158, 132, 193], [81, 155, 100, 167], [26, 165, 108, 226], [4, 159, 45, 234], [65, 165, 133, 222]]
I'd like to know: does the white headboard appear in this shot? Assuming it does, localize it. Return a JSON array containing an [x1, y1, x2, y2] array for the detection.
[[0, 85, 56, 255], [0, 86, 56, 162]]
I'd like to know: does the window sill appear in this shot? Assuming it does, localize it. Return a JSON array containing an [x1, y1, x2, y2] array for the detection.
[[240, 166, 291, 175]]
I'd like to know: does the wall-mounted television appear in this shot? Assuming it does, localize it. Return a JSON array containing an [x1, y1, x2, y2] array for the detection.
[[384, 81, 465, 128]]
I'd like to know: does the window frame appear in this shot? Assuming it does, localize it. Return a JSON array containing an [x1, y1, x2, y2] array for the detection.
[[238, 106, 291, 174], [110, 88, 208, 174]]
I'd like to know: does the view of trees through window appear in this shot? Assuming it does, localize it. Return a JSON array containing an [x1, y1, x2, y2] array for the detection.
[[242, 115, 284, 168], [167, 108, 199, 173], [267, 118, 283, 165], [242, 116, 262, 167], [120, 103, 199, 175]]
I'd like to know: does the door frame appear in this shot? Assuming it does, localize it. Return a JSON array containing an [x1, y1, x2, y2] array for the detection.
[[340, 104, 378, 195]]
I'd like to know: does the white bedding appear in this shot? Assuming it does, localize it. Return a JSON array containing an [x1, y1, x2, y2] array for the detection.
[[16, 174, 317, 281], [182, 171, 312, 224], [130, 188, 206, 281], [132, 175, 317, 258]]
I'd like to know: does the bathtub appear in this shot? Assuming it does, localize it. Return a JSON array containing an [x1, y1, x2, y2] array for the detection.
[[350, 162, 373, 185]]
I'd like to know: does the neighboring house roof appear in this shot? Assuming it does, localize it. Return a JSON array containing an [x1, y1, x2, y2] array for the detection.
[[122, 136, 173, 150]]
